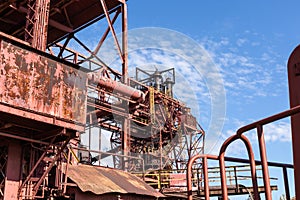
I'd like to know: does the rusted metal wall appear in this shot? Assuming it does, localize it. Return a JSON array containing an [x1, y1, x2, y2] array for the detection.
[[0, 39, 87, 127], [67, 164, 164, 198]]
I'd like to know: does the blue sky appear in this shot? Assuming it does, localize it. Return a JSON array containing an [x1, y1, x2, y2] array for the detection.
[[75, 1, 300, 199], [125, 1, 296, 156], [125, 0, 299, 199]]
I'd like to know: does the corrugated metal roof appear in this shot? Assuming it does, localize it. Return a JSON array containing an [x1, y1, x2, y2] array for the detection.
[[67, 164, 165, 198]]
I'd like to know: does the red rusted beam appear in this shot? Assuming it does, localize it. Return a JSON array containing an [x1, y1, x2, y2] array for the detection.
[[219, 134, 260, 200], [100, 0, 123, 62], [94, 9, 121, 54], [223, 156, 293, 169], [121, 0, 128, 82], [257, 125, 272, 200], [288, 44, 300, 199], [202, 157, 209, 200], [25, 0, 50, 51], [236, 104, 300, 135], [120, 0, 129, 170], [186, 154, 218, 200], [283, 167, 291, 200]]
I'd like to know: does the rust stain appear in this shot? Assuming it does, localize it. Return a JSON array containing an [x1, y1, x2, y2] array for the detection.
[[0, 39, 87, 126]]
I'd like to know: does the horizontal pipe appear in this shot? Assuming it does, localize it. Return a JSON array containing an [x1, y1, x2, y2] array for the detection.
[[237, 105, 300, 135], [88, 73, 145, 101], [224, 156, 294, 169]]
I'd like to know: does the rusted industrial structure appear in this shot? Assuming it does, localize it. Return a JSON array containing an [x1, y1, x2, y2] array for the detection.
[[0, 0, 299, 200], [0, 0, 204, 199]]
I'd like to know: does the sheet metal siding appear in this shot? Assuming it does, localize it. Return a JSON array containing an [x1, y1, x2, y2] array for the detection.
[[67, 165, 164, 198], [0, 40, 87, 128]]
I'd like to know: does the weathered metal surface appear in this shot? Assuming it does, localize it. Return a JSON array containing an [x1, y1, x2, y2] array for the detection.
[[287, 44, 300, 199], [25, 0, 50, 51], [67, 164, 164, 197], [3, 141, 22, 199], [88, 73, 145, 101], [0, 38, 87, 128]]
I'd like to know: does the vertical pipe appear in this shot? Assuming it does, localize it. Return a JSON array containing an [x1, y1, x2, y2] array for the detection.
[[160, 129, 163, 170], [99, 128, 102, 166], [157, 171, 161, 190], [202, 157, 210, 200], [234, 166, 238, 192], [122, 0, 128, 83], [122, 119, 129, 170], [257, 125, 272, 200], [229, 170, 232, 185], [187, 155, 198, 200], [219, 155, 228, 200], [197, 169, 201, 195], [244, 138, 260, 200], [89, 127, 91, 150], [287, 44, 300, 199], [121, 0, 129, 171], [283, 167, 290, 200], [187, 155, 217, 200], [219, 135, 260, 200]]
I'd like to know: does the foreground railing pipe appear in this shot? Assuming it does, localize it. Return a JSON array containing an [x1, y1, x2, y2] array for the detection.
[[283, 167, 290, 200], [257, 125, 272, 200], [219, 134, 260, 200], [186, 154, 218, 200]]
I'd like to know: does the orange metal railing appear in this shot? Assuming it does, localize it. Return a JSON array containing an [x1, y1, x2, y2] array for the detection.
[[187, 105, 300, 200]]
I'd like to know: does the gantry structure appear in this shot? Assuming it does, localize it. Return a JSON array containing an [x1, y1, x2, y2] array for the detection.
[[0, 0, 204, 198]]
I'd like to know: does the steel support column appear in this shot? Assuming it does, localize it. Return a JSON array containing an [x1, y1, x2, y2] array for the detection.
[[25, 0, 50, 51], [283, 167, 290, 200], [257, 125, 272, 200], [287, 44, 300, 199], [121, 0, 129, 169]]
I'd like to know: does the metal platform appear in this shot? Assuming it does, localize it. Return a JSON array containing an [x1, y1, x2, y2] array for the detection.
[[162, 185, 278, 199]]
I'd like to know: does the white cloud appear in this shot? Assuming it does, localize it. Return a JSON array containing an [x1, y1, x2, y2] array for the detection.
[[255, 121, 291, 143], [236, 38, 247, 47], [199, 32, 286, 102]]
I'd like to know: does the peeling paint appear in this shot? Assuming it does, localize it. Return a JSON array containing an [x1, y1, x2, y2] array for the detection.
[[0, 40, 87, 126]]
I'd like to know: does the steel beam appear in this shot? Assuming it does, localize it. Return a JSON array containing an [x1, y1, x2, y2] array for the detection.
[[287, 44, 300, 200]]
